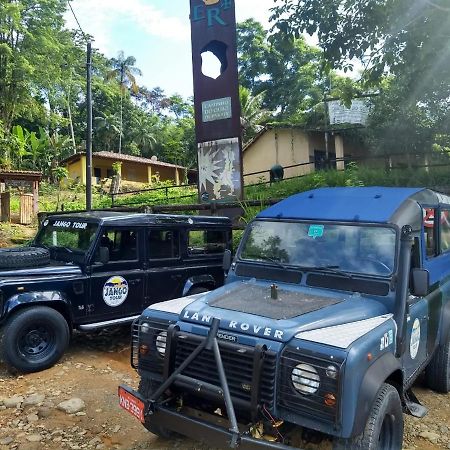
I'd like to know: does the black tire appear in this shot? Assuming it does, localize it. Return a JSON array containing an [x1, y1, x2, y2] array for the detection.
[[188, 286, 210, 295], [425, 334, 450, 392], [138, 378, 178, 439], [0, 306, 70, 373], [333, 383, 403, 450], [0, 246, 50, 269]]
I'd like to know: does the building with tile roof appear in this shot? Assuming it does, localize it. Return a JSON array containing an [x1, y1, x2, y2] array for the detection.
[[62, 151, 196, 186]]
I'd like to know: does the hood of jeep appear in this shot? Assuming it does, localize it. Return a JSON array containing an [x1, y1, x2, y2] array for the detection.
[[178, 280, 389, 343]]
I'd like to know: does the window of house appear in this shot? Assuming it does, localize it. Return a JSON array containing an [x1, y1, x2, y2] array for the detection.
[[100, 229, 138, 262], [94, 168, 102, 179], [423, 208, 437, 257], [107, 169, 114, 178], [188, 230, 227, 255], [440, 210, 450, 253], [148, 230, 180, 260]]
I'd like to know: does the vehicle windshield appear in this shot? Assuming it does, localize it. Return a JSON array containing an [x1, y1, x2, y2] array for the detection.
[[35, 220, 99, 256], [240, 221, 397, 277]]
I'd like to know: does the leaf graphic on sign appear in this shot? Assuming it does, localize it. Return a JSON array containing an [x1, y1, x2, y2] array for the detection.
[[198, 145, 221, 193]]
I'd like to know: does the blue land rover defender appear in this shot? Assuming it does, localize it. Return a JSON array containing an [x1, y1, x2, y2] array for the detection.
[[120, 187, 450, 449]]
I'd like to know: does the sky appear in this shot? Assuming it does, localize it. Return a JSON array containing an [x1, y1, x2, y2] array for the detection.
[[65, 0, 277, 99]]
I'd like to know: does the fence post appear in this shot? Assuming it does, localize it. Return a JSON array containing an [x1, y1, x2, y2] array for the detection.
[[1, 192, 10, 222]]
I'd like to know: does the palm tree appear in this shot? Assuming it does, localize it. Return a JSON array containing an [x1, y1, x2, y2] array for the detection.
[[239, 86, 271, 144], [94, 112, 121, 152], [131, 114, 157, 156], [107, 51, 142, 153]]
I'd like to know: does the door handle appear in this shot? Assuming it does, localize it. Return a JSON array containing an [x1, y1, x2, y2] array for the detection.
[[129, 279, 142, 286], [171, 274, 182, 280]]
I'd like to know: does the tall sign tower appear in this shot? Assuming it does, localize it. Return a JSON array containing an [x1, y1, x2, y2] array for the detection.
[[189, 0, 243, 203]]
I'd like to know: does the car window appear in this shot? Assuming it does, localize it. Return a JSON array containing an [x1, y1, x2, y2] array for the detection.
[[100, 229, 138, 262], [441, 210, 450, 254], [188, 230, 227, 255], [148, 230, 180, 260], [240, 221, 396, 276], [423, 208, 436, 258]]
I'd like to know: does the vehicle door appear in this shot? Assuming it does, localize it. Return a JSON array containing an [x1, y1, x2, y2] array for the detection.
[[88, 227, 145, 321], [423, 207, 450, 353], [404, 207, 441, 379], [146, 228, 184, 307]]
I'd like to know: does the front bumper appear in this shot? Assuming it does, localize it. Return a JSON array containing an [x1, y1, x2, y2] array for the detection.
[[148, 404, 300, 450], [120, 383, 301, 450]]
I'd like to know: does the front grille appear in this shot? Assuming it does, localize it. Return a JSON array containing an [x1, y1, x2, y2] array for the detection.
[[174, 333, 277, 410], [279, 348, 344, 424], [132, 319, 170, 373]]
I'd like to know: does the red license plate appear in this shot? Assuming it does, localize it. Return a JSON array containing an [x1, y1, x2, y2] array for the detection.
[[118, 387, 145, 423]]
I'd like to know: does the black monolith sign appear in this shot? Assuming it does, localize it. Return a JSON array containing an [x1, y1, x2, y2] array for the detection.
[[190, 0, 243, 202]]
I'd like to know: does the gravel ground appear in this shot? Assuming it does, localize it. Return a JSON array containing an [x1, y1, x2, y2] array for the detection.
[[0, 326, 448, 450]]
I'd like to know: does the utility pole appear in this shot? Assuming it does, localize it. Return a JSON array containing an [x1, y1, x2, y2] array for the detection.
[[86, 41, 93, 211]]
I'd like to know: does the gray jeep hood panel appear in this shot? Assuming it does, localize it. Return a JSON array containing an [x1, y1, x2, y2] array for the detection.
[[209, 283, 342, 320]]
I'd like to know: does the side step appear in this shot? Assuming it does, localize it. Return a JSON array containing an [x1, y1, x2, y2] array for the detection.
[[78, 315, 140, 330], [403, 389, 428, 418]]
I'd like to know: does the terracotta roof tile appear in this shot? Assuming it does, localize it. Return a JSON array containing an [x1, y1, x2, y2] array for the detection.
[[62, 151, 193, 171]]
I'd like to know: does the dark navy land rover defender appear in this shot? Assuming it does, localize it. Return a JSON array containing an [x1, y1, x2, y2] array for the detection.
[[0, 212, 231, 373], [120, 187, 450, 449]]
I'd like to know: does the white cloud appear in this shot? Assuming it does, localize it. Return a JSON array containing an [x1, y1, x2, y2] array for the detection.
[[236, 0, 275, 28], [65, 0, 190, 55]]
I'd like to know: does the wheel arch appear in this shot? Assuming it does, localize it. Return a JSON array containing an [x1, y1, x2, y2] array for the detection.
[[438, 300, 450, 346], [4, 292, 73, 329], [182, 274, 216, 296], [351, 352, 403, 437]]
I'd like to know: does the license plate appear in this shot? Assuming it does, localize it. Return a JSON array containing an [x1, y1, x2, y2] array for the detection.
[[118, 386, 145, 423]]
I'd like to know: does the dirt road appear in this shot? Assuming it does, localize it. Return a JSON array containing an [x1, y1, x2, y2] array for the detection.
[[0, 327, 448, 450]]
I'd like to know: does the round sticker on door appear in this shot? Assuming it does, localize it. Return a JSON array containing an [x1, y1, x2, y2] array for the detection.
[[103, 276, 129, 307], [410, 318, 421, 359]]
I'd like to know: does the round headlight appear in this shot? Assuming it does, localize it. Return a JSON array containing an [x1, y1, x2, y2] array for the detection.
[[140, 322, 151, 334], [326, 365, 338, 379], [155, 332, 167, 357], [291, 364, 320, 395]]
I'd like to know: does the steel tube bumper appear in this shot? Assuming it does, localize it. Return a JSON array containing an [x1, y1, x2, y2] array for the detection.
[[148, 404, 302, 450]]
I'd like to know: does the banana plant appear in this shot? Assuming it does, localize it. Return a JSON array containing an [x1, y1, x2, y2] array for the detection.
[[11, 125, 31, 169], [28, 127, 48, 170]]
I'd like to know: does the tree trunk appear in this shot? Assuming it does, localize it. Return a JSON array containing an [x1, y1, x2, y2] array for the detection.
[[67, 84, 76, 154], [119, 89, 123, 154]]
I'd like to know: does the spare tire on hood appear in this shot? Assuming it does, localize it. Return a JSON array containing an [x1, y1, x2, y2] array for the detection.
[[0, 247, 50, 269]]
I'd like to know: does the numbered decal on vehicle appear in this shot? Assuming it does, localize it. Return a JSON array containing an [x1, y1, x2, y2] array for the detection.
[[380, 329, 394, 351], [410, 318, 421, 359], [103, 276, 129, 307]]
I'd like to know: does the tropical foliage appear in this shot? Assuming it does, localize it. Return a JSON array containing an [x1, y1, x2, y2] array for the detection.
[[270, 0, 450, 155]]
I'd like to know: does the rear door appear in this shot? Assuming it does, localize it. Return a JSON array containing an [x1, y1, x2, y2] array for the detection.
[[146, 227, 184, 307], [88, 227, 145, 321]]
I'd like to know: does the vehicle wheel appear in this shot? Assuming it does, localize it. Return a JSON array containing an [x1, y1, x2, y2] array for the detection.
[[0, 306, 70, 373], [0, 247, 50, 269], [333, 383, 403, 450], [188, 286, 210, 295], [138, 378, 178, 439], [425, 333, 450, 393]]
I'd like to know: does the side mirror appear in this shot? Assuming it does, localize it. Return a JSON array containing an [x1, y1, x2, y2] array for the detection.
[[222, 249, 232, 272], [411, 268, 429, 297], [98, 246, 110, 265]]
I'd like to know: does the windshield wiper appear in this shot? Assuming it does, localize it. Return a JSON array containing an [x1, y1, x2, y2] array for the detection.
[[254, 255, 289, 270], [298, 265, 353, 279]]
